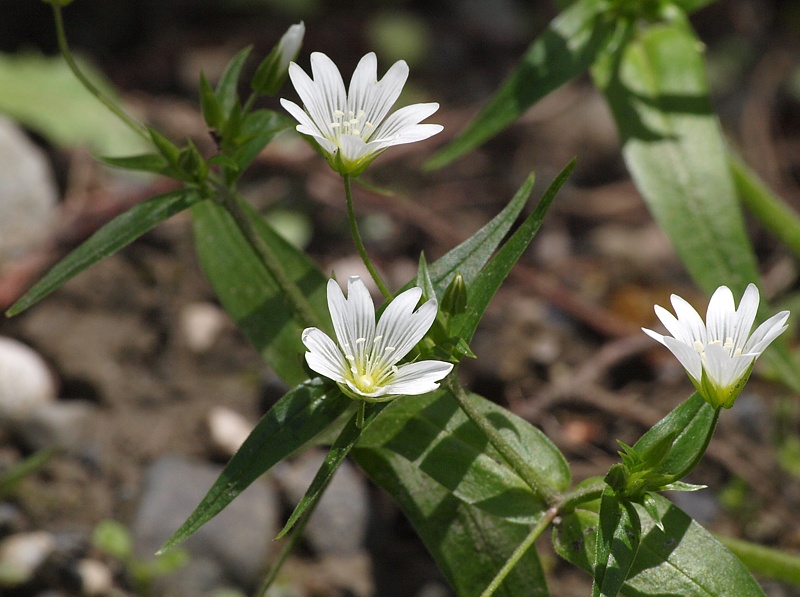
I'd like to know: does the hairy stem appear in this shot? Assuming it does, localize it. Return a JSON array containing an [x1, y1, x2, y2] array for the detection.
[[52, 4, 150, 142], [445, 375, 559, 506], [217, 188, 320, 330], [343, 174, 392, 300], [479, 507, 559, 597]]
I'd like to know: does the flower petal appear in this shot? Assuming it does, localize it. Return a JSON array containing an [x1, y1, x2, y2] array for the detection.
[[670, 294, 707, 345], [328, 277, 376, 363], [653, 304, 692, 345], [374, 287, 436, 365], [731, 283, 759, 350], [350, 56, 409, 128], [706, 285, 735, 343], [662, 336, 703, 381], [702, 342, 754, 389], [385, 360, 454, 396], [302, 327, 346, 383], [372, 102, 441, 141], [743, 310, 790, 355]]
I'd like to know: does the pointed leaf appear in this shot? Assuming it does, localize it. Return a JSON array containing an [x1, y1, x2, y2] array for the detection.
[[632, 392, 717, 481], [593, 489, 641, 597], [554, 493, 766, 596], [426, 0, 624, 169], [593, 10, 759, 299], [355, 446, 550, 597], [216, 46, 252, 116], [191, 199, 330, 386], [160, 380, 352, 553], [100, 153, 171, 175], [229, 109, 293, 172], [451, 159, 575, 342], [7, 190, 202, 316]]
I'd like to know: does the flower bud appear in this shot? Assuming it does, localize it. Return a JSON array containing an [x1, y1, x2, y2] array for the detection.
[[252, 22, 305, 96], [441, 273, 468, 317]]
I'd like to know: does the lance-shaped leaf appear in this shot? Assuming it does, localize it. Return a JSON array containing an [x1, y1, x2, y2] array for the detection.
[[593, 9, 758, 300], [215, 46, 252, 117], [554, 493, 766, 596], [450, 159, 575, 342], [159, 380, 352, 553], [426, 0, 625, 169], [593, 488, 641, 597], [7, 190, 202, 316], [191, 199, 330, 386], [355, 446, 550, 597]]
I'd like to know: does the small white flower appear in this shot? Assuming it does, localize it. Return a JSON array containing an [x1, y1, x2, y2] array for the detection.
[[280, 52, 443, 176], [302, 277, 453, 402], [643, 284, 789, 408]]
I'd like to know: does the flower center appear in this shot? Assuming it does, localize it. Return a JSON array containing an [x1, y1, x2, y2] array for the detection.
[[329, 109, 374, 141], [342, 336, 398, 394], [694, 337, 743, 362]]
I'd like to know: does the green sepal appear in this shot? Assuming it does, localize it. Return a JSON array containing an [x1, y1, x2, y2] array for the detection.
[[149, 127, 181, 166]]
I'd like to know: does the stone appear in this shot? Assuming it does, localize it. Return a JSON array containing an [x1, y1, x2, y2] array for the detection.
[[273, 449, 369, 555], [180, 302, 228, 353], [132, 456, 279, 592], [206, 406, 254, 458], [76, 559, 114, 596], [0, 530, 56, 587], [0, 117, 58, 267], [16, 400, 95, 452], [0, 337, 56, 422]]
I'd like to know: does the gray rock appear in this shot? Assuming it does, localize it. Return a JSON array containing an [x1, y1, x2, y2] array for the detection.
[[16, 401, 95, 452], [0, 117, 58, 266], [132, 456, 279, 593], [274, 449, 369, 555], [0, 530, 56, 587]]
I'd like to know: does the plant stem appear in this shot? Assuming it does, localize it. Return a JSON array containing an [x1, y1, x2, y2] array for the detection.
[[343, 174, 392, 300], [217, 188, 321, 330], [444, 375, 559, 506], [479, 507, 559, 597], [51, 4, 150, 142], [558, 479, 606, 514]]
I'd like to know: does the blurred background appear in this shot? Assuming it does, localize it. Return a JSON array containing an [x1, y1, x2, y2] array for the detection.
[[1, 0, 800, 595]]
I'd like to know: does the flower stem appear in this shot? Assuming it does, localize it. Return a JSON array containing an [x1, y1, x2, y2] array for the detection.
[[444, 375, 559, 506], [51, 4, 150, 142], [217, 188, 321, 330], [343, 174, 392, 301], [479, 507, 559, 597]]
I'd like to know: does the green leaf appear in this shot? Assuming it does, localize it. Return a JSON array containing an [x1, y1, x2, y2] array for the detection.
[[451, 160, 575, 342], [229, 110, 293, 172], [593, 10, 759, 299], [191, 199, 330, 386], [593, 489, 641, 597], [101, 153, 170, 175], [355, 446, 550, 597], [6, 190, 202, 316], [199, 71, 225, 130], [425, 0, 624, 170], [632, 393, 717, 481], [159, 380, 352, 553], [424, 171, 534, 294], [215, 47, 252, 116], [0, 52, 147, 156], [358, 389, 571, 522], [554, 493, 766, 596]]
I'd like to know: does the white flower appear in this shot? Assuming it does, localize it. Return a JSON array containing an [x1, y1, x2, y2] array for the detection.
[[253, 22, 305, 95], [302, 277, 453, 402], [280, 52, 443, 176], [643, 284, 789, 408]]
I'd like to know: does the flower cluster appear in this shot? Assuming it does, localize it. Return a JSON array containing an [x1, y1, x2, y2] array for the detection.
[[302, 277, 453, 402], [643, 284, 789, 409], [281, 52, 442, 176]]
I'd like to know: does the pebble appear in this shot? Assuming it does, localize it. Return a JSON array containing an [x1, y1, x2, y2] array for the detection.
[[273, 449, 369, 555], [76, 558, 114, 596], [179, 302, 228, 353], [16, 400, 95, 452], [132, 456, 279, 593], [207, 406, 254, 458], [0, 337, 57, 422], [0, 117, 58, 267], [0, 530, 56, 586]]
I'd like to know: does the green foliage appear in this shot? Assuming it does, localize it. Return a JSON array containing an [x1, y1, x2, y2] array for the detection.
[[593, 489, 641, 597], [554, 493, 766, 596]]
